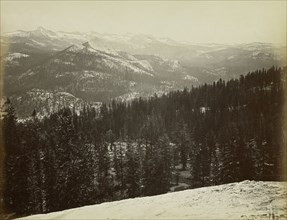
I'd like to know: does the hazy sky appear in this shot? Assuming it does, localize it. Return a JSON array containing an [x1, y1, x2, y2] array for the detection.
[[1, 1, 286, 44]]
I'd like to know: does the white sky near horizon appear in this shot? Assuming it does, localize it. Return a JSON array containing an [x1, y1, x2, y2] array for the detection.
[[0, 1, 286, 44]]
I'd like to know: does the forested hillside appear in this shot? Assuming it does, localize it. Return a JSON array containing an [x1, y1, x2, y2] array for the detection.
[[1, 66, 286, 217]]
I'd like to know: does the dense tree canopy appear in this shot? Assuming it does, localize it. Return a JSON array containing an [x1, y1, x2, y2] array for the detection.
[[1, 66, 286, 216]]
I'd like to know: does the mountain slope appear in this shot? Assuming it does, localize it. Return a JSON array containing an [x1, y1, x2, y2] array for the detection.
[[1, 27, 286, 118], [2, 33, 196, 118], [20, 181, 287, 220]]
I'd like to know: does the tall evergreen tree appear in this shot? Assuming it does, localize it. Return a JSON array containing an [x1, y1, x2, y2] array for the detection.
[[3, 99, 29, 214]]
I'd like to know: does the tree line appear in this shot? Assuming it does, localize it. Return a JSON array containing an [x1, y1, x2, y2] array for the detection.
[[1, 66, 286, 217]]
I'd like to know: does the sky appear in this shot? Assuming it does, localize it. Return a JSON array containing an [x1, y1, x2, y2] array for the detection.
[[1, 1, 286, 44]]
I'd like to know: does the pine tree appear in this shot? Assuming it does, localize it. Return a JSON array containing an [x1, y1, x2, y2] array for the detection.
[[172, 121, 191, 171], [3, 99, 30, 214], [95, 136, 113, 202], [113, 141, 126, 197], [125, 140, 140, 198]]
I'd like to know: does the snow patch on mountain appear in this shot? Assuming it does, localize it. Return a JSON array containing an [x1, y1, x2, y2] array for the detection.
[[203, 67, 227, 76], [79, 71, 108, 80], [169, 60, 181, 71], [130, 60, 154, 72], [53, 59, 75, 66], [227, 55, 236, 60], [30, 26, 59, 39], [4, 52, 29, 62], [184, 75, 198, 82], [100, 52, 154, 76], [30, 39, 47, 47], [116, 92, 140, 102]]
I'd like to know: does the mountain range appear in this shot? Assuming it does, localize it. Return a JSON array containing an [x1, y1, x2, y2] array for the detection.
[[1, 27, 286, 118]]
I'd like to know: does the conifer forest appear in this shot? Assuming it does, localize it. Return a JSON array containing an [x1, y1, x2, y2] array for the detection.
[[1, 66, 286, 216]]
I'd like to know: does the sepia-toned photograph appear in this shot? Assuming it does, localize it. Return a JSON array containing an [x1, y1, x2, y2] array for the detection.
[[0, 1, 286, 219]]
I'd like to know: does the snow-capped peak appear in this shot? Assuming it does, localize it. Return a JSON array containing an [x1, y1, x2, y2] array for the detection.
[[36, 26, 48, 32], [31, 26, 59, 38]]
